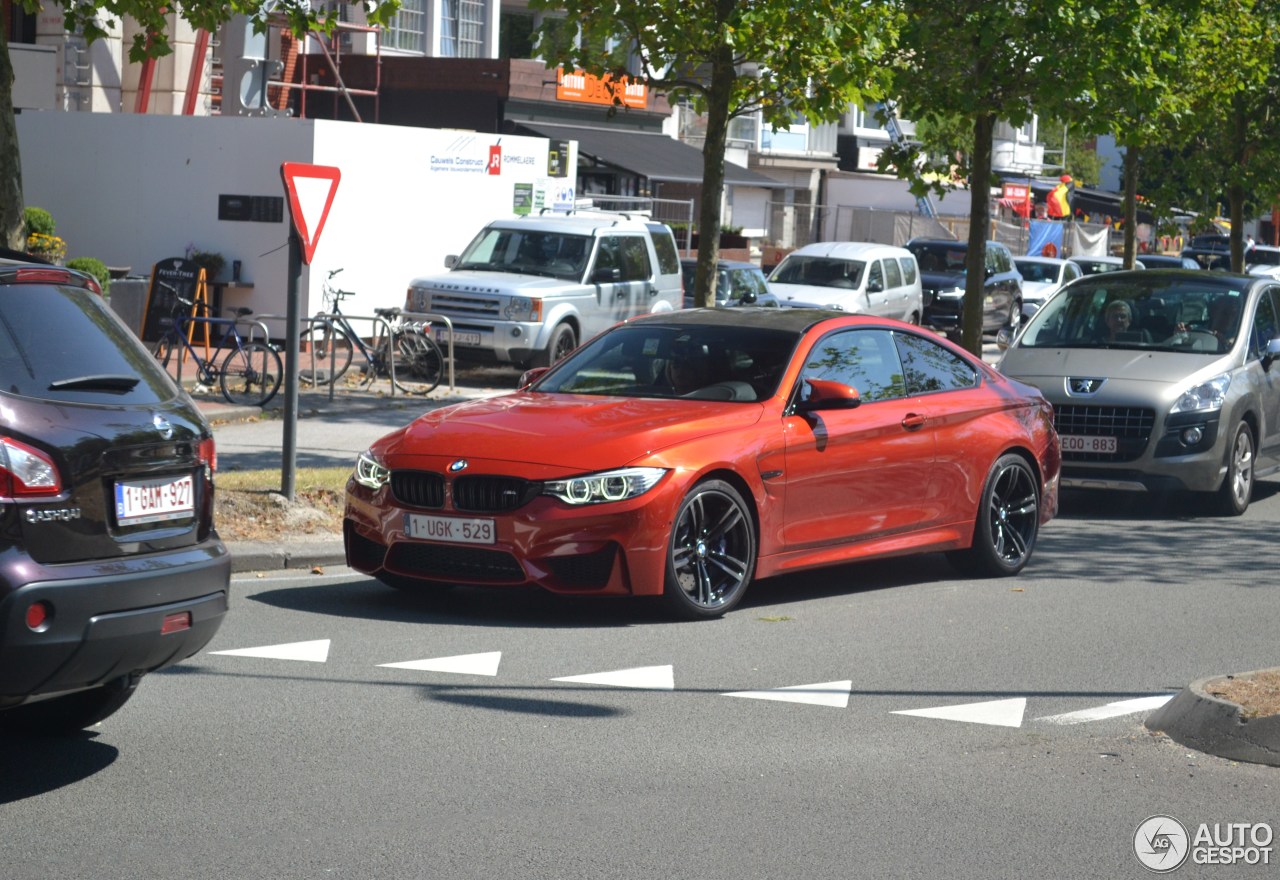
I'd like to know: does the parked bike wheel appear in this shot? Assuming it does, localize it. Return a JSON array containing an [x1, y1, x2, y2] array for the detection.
[[385, 330, 444, 395], [220, 342, 283, 407], [300, 323, 354, 385], [151, 335, 174, 368]]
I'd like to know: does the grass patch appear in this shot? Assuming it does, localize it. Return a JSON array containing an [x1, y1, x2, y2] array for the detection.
[[214, 466, 350, 542]]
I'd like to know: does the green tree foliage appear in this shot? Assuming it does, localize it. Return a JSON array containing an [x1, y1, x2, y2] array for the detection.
[[1142, 0, 1280, 269], [1, 0, 401, 250], [529, 0, 896, 307], [878, 0, 1104, 354]]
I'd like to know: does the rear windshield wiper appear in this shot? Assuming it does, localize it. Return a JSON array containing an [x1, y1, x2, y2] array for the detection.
[[48, 374, 140, 392]]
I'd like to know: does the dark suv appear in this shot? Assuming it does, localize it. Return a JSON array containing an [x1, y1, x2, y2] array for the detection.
[[0, 261, 229, 735], [906, 239, 1023, 335]]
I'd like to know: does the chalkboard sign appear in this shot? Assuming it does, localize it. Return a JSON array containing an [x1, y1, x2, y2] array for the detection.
[[141, 258, 204, 342]]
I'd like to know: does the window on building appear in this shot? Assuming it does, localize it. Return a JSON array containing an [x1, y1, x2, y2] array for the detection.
[[441, 0, 485, 57], [385, 0, 425, 53]]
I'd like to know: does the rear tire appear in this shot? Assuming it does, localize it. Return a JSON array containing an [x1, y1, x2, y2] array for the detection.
[[947, 453, 1039, 577], [220, 342, 283, 407], [1214, 421, 1253, 516], [0, 677, 138, 736]]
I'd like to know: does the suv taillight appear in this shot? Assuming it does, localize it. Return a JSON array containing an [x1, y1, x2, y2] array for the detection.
[[0, 438, 63, 499], [198, 436, 217, 473]]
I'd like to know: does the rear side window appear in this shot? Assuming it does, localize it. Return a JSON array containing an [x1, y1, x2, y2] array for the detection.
[[893, 331, 978, 394], [646, 224, 681, 276], [618, 236, 652, 281], [884, 258, 903, 288], [0, 284, 175, 404], [899, 257, 918, 284]]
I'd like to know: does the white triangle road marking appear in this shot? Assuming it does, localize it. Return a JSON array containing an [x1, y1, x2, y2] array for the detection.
[[379, 651, 502, 677], [722, 680, 852, 708], [552, 665, 674, 691], [892, 697, 1026, 728], [1036, 694, 1175, 725], [209, 638, 331, 663]]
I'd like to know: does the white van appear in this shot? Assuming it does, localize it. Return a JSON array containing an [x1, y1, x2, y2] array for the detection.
[[768, 242, 924, 323]]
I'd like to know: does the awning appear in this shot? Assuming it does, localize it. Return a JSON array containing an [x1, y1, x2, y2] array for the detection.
[[519, 122, 785, 188]]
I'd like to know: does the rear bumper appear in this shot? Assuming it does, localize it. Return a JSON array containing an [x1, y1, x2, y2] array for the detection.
[[0, 541, 230, 699]]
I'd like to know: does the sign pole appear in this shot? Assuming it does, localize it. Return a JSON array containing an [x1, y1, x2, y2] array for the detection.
[[282, 227, 302, 501], [278, 161, 341, 502]]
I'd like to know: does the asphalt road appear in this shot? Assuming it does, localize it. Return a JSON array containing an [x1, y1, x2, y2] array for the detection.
[[3, 362, 1277, 879]]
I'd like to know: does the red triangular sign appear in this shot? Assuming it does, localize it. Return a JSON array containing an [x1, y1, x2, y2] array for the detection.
[[281, 162, 341, 265]]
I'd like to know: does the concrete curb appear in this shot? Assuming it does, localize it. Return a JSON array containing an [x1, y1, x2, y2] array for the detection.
[[1145, 669, 1280, 767], [228, 540, 347, 573]]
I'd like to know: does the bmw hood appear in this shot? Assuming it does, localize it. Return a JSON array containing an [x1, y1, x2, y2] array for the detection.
[[376, 393, 764, 473]]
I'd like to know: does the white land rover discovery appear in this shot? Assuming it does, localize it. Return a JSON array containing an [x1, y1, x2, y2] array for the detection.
[[406, 212, 684, 368]]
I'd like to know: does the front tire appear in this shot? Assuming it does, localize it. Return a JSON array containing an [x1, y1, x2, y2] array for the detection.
[[0, 677, 138, 736], [662, 480, 756, 619], [1214, 421, 1254, 516], [947, 453, 1039, 577], [534, 323, 577, 368], [220, 342, 283, 407]]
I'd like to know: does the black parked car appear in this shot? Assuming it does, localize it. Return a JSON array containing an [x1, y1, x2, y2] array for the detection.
[[0, 260, 229, 735], [906, 238, 1022, 335], [680, 258, 779, 308]]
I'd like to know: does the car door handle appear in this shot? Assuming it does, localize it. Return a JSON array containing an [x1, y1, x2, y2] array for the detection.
[[902, 412, 927, 430]]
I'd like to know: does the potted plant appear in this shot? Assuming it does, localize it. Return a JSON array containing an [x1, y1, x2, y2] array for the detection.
[[187, 246, 226, 283], [24, 206, 67, 265]]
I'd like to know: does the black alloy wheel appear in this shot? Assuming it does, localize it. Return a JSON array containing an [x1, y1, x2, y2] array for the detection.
[[947, 453, 1039, 576], [663, 480, 757, 619]]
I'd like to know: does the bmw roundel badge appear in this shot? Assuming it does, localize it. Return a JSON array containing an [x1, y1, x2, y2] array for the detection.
[[449, 459, 468, 472]]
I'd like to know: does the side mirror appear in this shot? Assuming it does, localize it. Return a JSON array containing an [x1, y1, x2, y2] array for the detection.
[[1264, 338, 1280, 370], [444, 254, 459, 269], [996, 326, 1013, 351], [795, 378, 861, 414], [867, 280, 884, 293], [593, 266, 622, 284], [739, 290, 757, 304], [518, 367, 550, 389]]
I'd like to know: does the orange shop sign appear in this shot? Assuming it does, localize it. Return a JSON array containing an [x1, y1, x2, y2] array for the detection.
[[556, 68, 647, 109]]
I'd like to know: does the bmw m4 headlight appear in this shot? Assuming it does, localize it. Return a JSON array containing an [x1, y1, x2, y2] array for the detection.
[[354, 450, 390, 489], [543, 467, 666, 505], [1170, 373, 1231, 414]]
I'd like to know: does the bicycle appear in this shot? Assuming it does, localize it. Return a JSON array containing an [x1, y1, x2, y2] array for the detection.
[[150, 283, 284, 407], [300, 268, 444, 395]]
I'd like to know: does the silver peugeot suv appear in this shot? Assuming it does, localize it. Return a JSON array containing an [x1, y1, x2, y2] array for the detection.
[[998, 268, 1280, 515]]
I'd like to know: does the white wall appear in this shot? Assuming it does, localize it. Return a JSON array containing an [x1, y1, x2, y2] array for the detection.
[[16, 113, 576, 335]]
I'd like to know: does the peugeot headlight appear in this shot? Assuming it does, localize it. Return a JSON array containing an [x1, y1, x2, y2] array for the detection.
[[1170, 373, 1231, 414], [504, 296, 543, 322], [543, 467, 666, 505], [354, 450, 390, 489]]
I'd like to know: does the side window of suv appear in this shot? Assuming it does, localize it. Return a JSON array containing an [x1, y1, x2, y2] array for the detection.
[[645, 223, 681, 276], [618, 236, 652, 282]]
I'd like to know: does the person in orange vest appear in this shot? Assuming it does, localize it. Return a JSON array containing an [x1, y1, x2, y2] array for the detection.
[[1047, 175, 1072, 219]]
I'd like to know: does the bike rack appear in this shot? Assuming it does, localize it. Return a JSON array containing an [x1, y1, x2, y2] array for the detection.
[[394, 310, 457, 392]]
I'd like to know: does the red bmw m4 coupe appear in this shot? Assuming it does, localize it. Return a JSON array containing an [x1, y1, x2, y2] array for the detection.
[[344, 308, 1059, 618]]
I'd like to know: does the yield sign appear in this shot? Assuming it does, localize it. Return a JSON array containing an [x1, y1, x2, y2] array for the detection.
[[280, 162, 341, 265]]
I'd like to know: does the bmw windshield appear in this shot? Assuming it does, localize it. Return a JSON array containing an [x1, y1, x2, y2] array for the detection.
[[1017, 272, 1250, 354]]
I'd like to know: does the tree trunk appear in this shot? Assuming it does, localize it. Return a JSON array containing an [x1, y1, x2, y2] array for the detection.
[[1, 26, 27, 250], [1122, 144, 1138, 267], [693, 41, 734, 308], [1229, 99, 1247, 272], [962, 112, 994, 356]]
